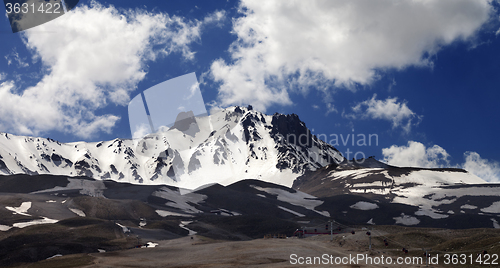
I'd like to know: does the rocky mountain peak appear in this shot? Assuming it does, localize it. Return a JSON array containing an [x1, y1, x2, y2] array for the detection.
[[0, 107, 344, 189]]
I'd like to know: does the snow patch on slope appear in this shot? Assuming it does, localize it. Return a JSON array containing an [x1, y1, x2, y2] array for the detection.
[[492, 218, 500, 229], [0, 225, 12, 231], [414, 208, 448, 219], [69, 208, 86, 217], [152, 187, 206, 214], [141, 242, 159, 248], [350, 201, 378, 210], [179, 221, 197, 235], [277, 206, 305, 217], [481, 201, 500, 213], [393, 214, 420, 225], [155, 210, 193, 217], [12, 217, 59, 228], [460, 204, 477, 210], [251, 185, 330, 217], [115, 222, 130, 233], [6, 202, 31, 216]]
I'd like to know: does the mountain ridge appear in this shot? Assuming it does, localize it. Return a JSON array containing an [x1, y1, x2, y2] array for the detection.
[[0, 106, 343, 189], [292, 158, 500, 227]]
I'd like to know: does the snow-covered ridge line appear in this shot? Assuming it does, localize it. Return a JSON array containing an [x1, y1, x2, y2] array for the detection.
[[294, 160, 500, 227], [0, 106, 344, 189]]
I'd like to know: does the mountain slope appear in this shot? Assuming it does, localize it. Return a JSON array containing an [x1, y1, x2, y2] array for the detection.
[[1, 172, 499, 267], [293, 158, 500, 227], [0, 106, 343, 189], [1, 173, 499, 235]]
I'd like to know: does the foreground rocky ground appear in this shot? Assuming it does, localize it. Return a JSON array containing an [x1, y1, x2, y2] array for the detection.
[[8, 226, 500, 268]]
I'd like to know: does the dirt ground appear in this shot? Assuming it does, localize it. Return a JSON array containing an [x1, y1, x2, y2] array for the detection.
[[49, 234, 439, 267], [84, 236, 382, 268], [20, 226, 500, 268]]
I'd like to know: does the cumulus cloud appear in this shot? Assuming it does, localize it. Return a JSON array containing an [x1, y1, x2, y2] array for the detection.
[[0, 2, 220, 138], [382, 141, 450, 168], [349, 94, 420, 133], [203, 10, 226, 25], [382, 141, 500, 182], [210, 0, 492, 111], [463, 151, 500, 182], [132, 123, 151, 140]]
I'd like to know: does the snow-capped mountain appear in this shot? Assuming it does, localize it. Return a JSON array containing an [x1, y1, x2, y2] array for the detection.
[[293, 158, 500, 228], [3, 105, 498, 228], [0, 106, 343, 189]]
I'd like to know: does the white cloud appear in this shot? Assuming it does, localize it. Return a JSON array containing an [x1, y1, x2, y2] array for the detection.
[[132, 123, 151, 140], [463, 151, 500, 183], [382, 141, 500, 182], [382, 141, 450, 168], [325, 103, 337, 115], [0, 2, 209, 138], [5, 48, 29, 68], [350, 94, 420, 133], [203, 10, 226, 26], [210, 0, 492, 111]]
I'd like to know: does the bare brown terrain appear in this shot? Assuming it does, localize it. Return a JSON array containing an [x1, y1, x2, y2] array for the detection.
[[14, 226, 500, 268]]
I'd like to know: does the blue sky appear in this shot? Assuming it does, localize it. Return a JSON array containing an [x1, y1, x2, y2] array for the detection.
[[1, 0, 499, 182]]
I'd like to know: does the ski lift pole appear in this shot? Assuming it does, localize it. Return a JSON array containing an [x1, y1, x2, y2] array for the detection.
[[330, 220, 333, 241], [423, 248, 432, 267], [366, 228, 372, 250], [369, 234, 372, 250]]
